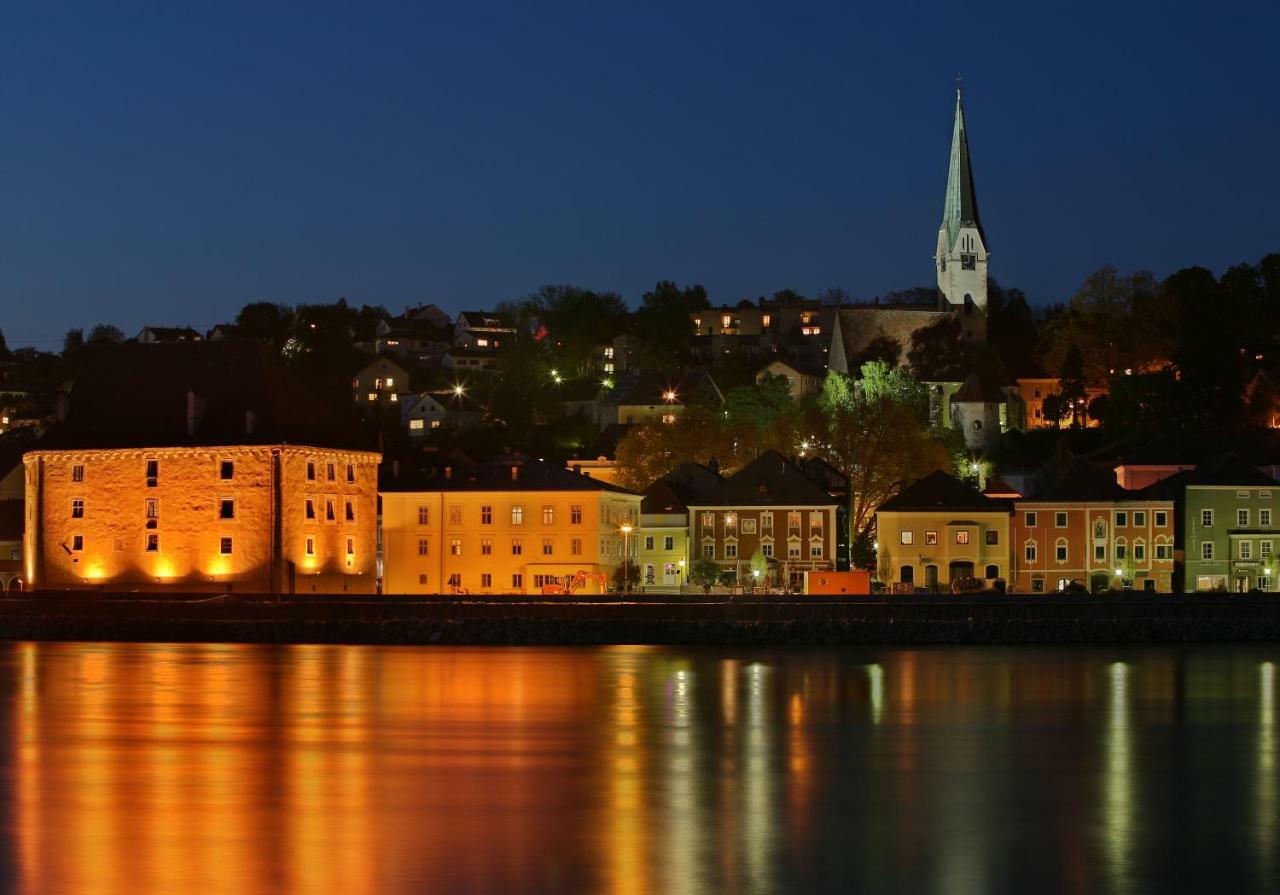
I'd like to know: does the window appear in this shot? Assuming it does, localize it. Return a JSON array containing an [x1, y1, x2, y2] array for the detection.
[[1239, 509, 1250, 528], [810, 511, 825, 532], [1241, 541, 1253, 560], [146, 534, 158, 553], [71, 535, 84, 552], [307, 461, 316, 481], [1025, 543, 1037, 562], [762, 543, 773, 558], [1056, 541, 1068, 562], [219, 499, 235, 520], [1032, 577, 1045, 593], [1202, 541, 1214, 560], [788, 512, 801, 530], [1134, 542, 1146, 561], [1201, 509, 1214, 527], [512, 574, 524, 589], [572, 538, 582, 556], [542, 505, 555, 525], [900, 531, 914, 546], [418, 539, 428, 556], [703, 544, 714, 558], [701, 512, 714, 531], [511, 505, 524, 525], [481, 538, 492, 556], [1263, 509, 1273, 527], [788, 542, 801, 559], [925, 531, 938, 546], [1155, 542, 1171, 560], [512, 538, 523, 555], [1115, 511, 1127, 528], [306, 537, 315, 556], [985, 530, 999, 546], [725, 543, 738, 558], [1262, 577, 1273, 592], [1025, 512, 1037, 528], [409, 419, 424, 431], [1155, 511, 1168, 527], [448, 573, 461, 589], [1115, 543, 1127, 561], [542, 538, 554, 556], [956, 531, 970, 545], [325, 499, 335, 522], [1238, 490, 1251, 499], [761, 512, 773, 531], [345, 499, 355, 522], [72, 464, 84, 483], [644, 535, 654, 550], [661, 414, 677, 425], [1055, 512, 1068, 528], [346, 538, 354, 557], [481, 505, 493, 525], [449, 505, 462, 525], [810, 543, 823, 558], [146, 498, 159, 528], [220, 460, 234, 480], [326, 463, 335, 481], [571, 505, 583, 525], [664, 536, 674, 551], [481, 573, 492, 588], [306, 498, 316, 520], [220, 537, 233, 555], [346, 464, 355, 483], [1133, 511, 1146, 527], [71, 498, 84, 519], [1263, 540, 1273, 558], [1095, 544, 1106, 562], [145, 459, 159, 486], [418, 505, 429, 525], [450, 539, 462, 556], [419, 574, 428, 585]]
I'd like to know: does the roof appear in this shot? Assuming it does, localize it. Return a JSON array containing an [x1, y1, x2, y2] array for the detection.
[[690, 451, 837, 508], [1037, 457, 1127, 501], [1182, 453, 1278, 488], [381, 456, 639, 496], [982, 476, 1022, 499], [878, 470, 1008, 513], [35, 340, 374, 452], [586, 423, 633, 460], [456, 312, 515, 330], [951, 349, 1010, 403], [940, 89, 985, 249], [139, 326, 203, 341], [641, 478, 692, 515], [613, 370, 722, 407]]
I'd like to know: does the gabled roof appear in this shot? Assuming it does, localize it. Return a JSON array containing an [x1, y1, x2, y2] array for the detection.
[[642, 478, 693, 515], [690, 451, 836, 507], [1182, 453, 1278, 488], [381, 456, 639, 495], [456, 311, 515, 330], [1037, 457, 1127, 501], [940, 89, 985, 249], [139, 326, 203, 342], [951, 349, 1010, 403], [878, 469, 1007, 513], [613, 370, 722, 407], [35, 340, 373, 452]]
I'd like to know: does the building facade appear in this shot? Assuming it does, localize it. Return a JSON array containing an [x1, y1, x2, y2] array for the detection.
[[1181, 456, 1280, 592], [381, 459, 642, 595], [875, 470, 1011, 590]]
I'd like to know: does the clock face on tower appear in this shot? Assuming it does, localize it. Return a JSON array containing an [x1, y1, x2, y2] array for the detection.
[[960, 252, 977, 270]]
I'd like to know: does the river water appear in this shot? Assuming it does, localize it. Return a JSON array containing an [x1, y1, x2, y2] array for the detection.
[[0, 642, 1275, 894]]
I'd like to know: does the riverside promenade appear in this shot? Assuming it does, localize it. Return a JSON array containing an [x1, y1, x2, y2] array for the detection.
[[2, 591, 1280, 646]]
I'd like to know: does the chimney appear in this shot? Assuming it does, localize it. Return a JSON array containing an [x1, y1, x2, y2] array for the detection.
[[244, 409, 256, 435], [186, 389, 208, 436], [444, 466, 452, 480]]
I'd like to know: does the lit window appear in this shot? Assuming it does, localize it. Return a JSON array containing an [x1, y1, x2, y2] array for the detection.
[[385, 377, 395, 389], [956, 531, 970, 545], [542, 538, 554, 556], [900, 531, 914, 546], [409, 419, 425, 431], [219, 499, 235, 520], [661, 413, 676, 424], [542, 505, 555, 525], [788, 512, 801, 530], [220, 537, 233, 555], [481, 538, 492, 555], [71, 498, 84, 519], [450, 539, 462, 556], [511, 505, 524, 525], [449, 505, 462, 525], [220, 461, 234, 480], [72, 464, 84, 482], [925, 531, 938, 546]]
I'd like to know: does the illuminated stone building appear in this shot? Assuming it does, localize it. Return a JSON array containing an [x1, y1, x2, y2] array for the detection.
[[380, 457, 642, 594], [23, 341, 379, 593]]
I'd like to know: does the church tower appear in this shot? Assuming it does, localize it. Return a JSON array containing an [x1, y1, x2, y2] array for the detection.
[[935, 88, 988, 342]]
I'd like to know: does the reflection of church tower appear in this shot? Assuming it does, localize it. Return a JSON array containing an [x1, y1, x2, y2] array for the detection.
[[935, 88, 988, 343]]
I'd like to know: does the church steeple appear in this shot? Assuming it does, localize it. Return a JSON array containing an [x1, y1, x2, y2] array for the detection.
[[941, 88, 984, 251], [935, 85, 989, 341]]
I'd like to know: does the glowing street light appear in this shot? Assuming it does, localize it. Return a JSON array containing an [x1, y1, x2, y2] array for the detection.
[[663, 389, 677, 402], [453, 383, 465, 397], [601, 377, 614, 390], [619, 523, 634, 595], [551, 369, 563, 384]]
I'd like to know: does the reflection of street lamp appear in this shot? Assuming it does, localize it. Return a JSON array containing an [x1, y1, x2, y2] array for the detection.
[[620, 523, 633, 594]]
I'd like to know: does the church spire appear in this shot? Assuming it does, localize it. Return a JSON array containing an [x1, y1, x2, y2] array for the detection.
[[941, 87, 984, 251]]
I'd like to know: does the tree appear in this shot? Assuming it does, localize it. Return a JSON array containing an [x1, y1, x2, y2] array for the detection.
[[62, 328, 85, 355], [613, 407, 733, 492], [850, 335, 902, 370], [0, 328, 8, 358], [748, 550, 769, 587], [521, 284, 629, 376], [690, 556, 720, 593], [87, 324, 125, 345], [858, 360, 928, 421], [612, 560, 640, 592], [1041, 393, 1068, 431], [236, 301, 296, 349], [1059, 345, 1088, 428], [633, 280, 710, 370], [908, 316, 966, 381]]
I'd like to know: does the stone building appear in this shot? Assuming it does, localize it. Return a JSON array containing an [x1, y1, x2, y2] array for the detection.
[[24, 341, 379, 594]]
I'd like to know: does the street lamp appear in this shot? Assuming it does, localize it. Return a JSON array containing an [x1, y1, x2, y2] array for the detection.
[[453, 383, 465, 397], [619, 523, 633, 595], [663, 389, 677, 402]]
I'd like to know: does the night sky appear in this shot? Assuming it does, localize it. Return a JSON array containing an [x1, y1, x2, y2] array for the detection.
[[1, 1, 1277, 348]]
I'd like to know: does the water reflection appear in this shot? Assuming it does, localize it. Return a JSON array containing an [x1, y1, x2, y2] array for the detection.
[[1, 643, 1279, 894]]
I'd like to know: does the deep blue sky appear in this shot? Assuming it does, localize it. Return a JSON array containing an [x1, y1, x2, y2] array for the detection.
[[2, 1, 1277, 349]]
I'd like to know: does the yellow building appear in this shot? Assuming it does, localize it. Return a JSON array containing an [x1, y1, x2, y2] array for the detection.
[[636, 462, 720, 591], [23, 341, 380, 594], [874, 470, 1011, 591], [381, 458, 642, 594]]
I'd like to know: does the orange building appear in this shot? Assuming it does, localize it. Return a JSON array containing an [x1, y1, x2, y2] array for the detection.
[[1011, 458, 1175, 593], [1016, 377, 1105, 429], [23, 341, 379, 594], [380, 457, 642, 594]]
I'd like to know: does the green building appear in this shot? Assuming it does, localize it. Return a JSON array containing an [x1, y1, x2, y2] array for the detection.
[[1181, 455, 1280, 592]]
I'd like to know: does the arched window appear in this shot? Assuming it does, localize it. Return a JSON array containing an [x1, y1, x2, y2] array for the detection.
[[973, 420, 983, 430], [900, 565, 915, 584], [1055, 538, 1069, 563]]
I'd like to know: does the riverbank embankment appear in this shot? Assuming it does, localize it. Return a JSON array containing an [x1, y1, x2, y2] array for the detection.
[[2, 591, 1280, 645]]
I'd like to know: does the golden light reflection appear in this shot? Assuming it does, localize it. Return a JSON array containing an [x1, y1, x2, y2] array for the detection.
[[1103, 661, 1134, 894], [1258, 662, 1275, 882]]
